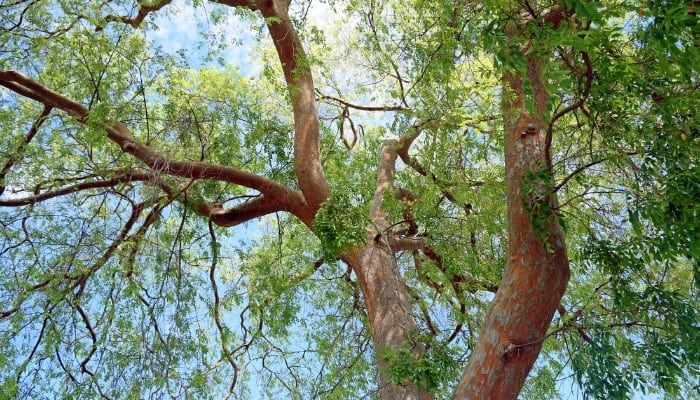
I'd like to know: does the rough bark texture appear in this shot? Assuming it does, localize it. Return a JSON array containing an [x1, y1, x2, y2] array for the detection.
[[451, 57, 570, 398], [344, 244, 433, 400]]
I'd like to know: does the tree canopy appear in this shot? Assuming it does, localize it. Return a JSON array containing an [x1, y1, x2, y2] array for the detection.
[[0, 0, 699, 399]]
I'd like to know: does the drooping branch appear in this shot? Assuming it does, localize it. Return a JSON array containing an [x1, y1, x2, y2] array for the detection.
[[208, 220, 239, 398], [0, 104, 52, 197], [0, 70, 313, 224]]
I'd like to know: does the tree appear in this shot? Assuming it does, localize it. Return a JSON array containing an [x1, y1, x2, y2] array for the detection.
[[1, 0, 698, 399]]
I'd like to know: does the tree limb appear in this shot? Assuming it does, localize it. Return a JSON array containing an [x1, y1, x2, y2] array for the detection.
[[545, 51, 594, 170], [370, 139, 398, 231], [0, 70, 312, 224], [98, 0, 172, 30], [255, 0, 330, 212], [211, 0, 330, 213], [317, 92, 409, 112], [202, 195, 292, 227], [0, 171, 163, 207], [396, 119, 482, 213], [0, 104, 52, 197]]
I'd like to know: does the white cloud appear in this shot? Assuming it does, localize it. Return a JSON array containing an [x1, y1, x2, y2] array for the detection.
[[147, 1, 199, 55]]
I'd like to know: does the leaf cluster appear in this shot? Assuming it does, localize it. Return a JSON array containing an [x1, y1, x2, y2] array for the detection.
[[380, 330, 459, 394], [313, 191, 368, 259]]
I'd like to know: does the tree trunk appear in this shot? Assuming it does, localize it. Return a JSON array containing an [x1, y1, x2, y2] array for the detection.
[[451, 56, 570, 398], [344, 242, 434, 400]]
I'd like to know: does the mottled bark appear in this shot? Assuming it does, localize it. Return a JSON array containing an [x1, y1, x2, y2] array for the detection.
[[451, 54, 570, 399]]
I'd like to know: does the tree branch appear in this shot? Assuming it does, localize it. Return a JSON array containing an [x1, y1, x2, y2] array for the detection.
[[0, 70, 312, 223], [0, 171, 163, 207], [208, 220, 239, 397], [546, 51, 594, 170], [397, 119, 481, 213], [0, 104, 52, 197], [201, 195, 290, 227], [255, 0, 330, 212], [212, 0, 330, 213], [317, 92, 409, 112], [370, 139, 398, 231], [97, 0, 172, 30], [422, 246, 499, 294], [553, 158, 605, 193]]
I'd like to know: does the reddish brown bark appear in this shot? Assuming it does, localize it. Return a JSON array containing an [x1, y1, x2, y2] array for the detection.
[[339, 139, 433, 399], [343, 244, 433, 400], [1, 3, 572, 399], [451, 55, 570, 399], [257, 0, 330, 213]]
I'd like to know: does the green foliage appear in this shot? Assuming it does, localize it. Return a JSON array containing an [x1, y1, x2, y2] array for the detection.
[[0, 378, 19, 399], [313, 191, 368, 259], [522, 166, 559, 252], [1, 0, 699, 399], [380, 331, 459, 394]]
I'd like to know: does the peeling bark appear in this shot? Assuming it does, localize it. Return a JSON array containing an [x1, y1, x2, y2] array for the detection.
[[451, 51, 570, 400]]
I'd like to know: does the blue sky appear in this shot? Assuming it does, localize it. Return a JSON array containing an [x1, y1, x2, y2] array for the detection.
[[3, 1, 671, 398]]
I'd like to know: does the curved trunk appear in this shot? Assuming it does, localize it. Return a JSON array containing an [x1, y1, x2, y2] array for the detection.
[[451, 57, 570, 398], [258, 0, 330, 213], [344, 242, 434, 400]]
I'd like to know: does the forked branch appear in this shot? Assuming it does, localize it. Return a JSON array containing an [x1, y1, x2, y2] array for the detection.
[[0, 70, 312, 224]]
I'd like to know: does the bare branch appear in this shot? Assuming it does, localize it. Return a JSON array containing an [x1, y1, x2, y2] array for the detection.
[[202, 195, 287, 227], [386, 234, 426, 251], [73, 302, 97, 375], [553, 158, 605, 193], [98, 0, 172, 30], [317, 93, 409, 112], [396, 119, 425, 163], [546, 51, 594, 170], [208, 221, 239, 397], [0, 171, 161, 207], [211, 0, 259, 9]]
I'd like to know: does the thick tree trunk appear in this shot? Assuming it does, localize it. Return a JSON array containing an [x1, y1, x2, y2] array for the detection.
[[344, 242, 434, 400], [451, 57, 570, 398]]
